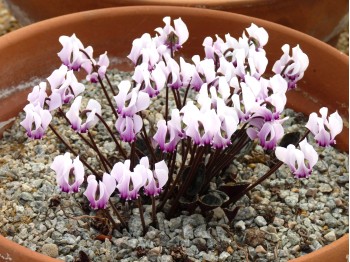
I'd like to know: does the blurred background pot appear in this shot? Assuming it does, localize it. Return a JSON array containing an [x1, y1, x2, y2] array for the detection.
[[3, 0, 349, 43], [0, 6, 348, 261]]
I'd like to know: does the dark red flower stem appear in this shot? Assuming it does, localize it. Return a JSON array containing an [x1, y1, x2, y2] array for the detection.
[[49, 124, 99, 178]]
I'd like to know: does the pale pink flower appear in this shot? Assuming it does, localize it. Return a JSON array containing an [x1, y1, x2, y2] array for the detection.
[[305, 107, 343, 147], [66, 96, 101, 133], [20, 103, 52, 139], [84, 173, 116, 209], [111, 160, 147, 200], [275, 138, 318, 179], [50, 152, 84, 193], [27, 82, 48, 108], [272, 44, 309, 89], [139, 157, 169, 196]]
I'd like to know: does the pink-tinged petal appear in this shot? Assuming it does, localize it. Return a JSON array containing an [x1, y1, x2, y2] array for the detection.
[[328, 111, 343, 141], [266, 92, 286, 114], [81, 99, 101, 132], [136, 91, 150, 112], [98, 52, 109, 68], [133, 114, 143, 135], [102, 172, 116, 196], [28, 82, 48, 108], [96, 181, 108, 209], [57, 35, 73, 66], [116, 171, 131, 200], [71, 156, 84, 192], [111, 161, 128, 183], [275, 144, 297, 172], [153, 119, 167, 151], [144, 173, 157, 196], [246, 23, 268, 48], [129, 170, 147, 199], [259, 121, 284, 150], [139, 156, 150, 169], [299, 138, 318, 168], [174, 17, 189, 45], [40, 109, 53, 130], [47, 65, 68, 90], [154, 160, 169, 189], [66, 96, 82, 131], [246, 127, 258, 140], [48, 92, 63, 111], [114, 80, 131, 114], [305, 112, 319, 135]]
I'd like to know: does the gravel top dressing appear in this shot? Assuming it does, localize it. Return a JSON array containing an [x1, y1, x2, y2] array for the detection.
[[0, 70, 348, 262]]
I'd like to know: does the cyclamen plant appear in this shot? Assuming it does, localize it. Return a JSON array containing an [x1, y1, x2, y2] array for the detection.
[[21, 17, 343, 234]]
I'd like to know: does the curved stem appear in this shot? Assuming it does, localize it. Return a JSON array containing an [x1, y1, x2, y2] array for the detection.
[[87, 131, 110, 172], [95, 113, 127, 159], [138, 198, 147, 235], [49, 124, 99, 178], [58, 108, 112, 168], [108, 199, 128, 230]]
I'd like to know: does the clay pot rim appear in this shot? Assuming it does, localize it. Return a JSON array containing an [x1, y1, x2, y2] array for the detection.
[[0, 5, 348, 66]]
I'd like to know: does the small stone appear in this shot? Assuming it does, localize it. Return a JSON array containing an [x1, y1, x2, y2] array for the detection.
[[216, 226, 231, 243], [234, 206, 257, 220], [334, 198, 343, 206], [212, 207, 225, 220], [183, 224, 194, 240], [322, 213, 339, 228], [254, 216, 267, 227], [244, 228, 265, 247], [273, 217, 285, 227], [287, 230, 300, 245], [219, 251, 230, 261], [227, 246, 234, 254], [305, 188, 318, 197], [19, 192, 34, 201], [148, 246, 162, 256], [285, 194, 299, 207], [15, 205, 24, 213], [42, 243, 59, 258], [200, 251, 217, 262], [255, 245, 266, 254], [266, 233, 280, 243], [169, 217, 182, 231], [192, 238, 206, 251], [21, 184, 33, 192], [234, 220, 246, 230], [324, 231, 337, 242], [194, 225, 211, 239], [288, 221, 297, 229], [319, 183, 333, 193], [160, 255, 173, 262], [292, 245, 300, 252], [267, 225, 277, 234], [337, 174, 349, 184]]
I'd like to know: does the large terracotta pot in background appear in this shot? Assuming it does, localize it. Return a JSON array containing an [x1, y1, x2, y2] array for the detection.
[[0, 6, 348, 261], [3, 0, 349, 43]]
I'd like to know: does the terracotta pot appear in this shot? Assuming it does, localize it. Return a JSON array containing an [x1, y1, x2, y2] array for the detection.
[[0, 6, 348, 261], [3, 0, 348, 43]]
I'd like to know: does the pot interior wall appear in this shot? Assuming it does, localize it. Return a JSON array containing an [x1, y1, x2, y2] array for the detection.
[[0, 6, 348, 151]]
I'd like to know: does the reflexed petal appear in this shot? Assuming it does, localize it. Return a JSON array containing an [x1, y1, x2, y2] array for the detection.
[[299, 139, 318, 168], [174, 18, 189, 45]]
